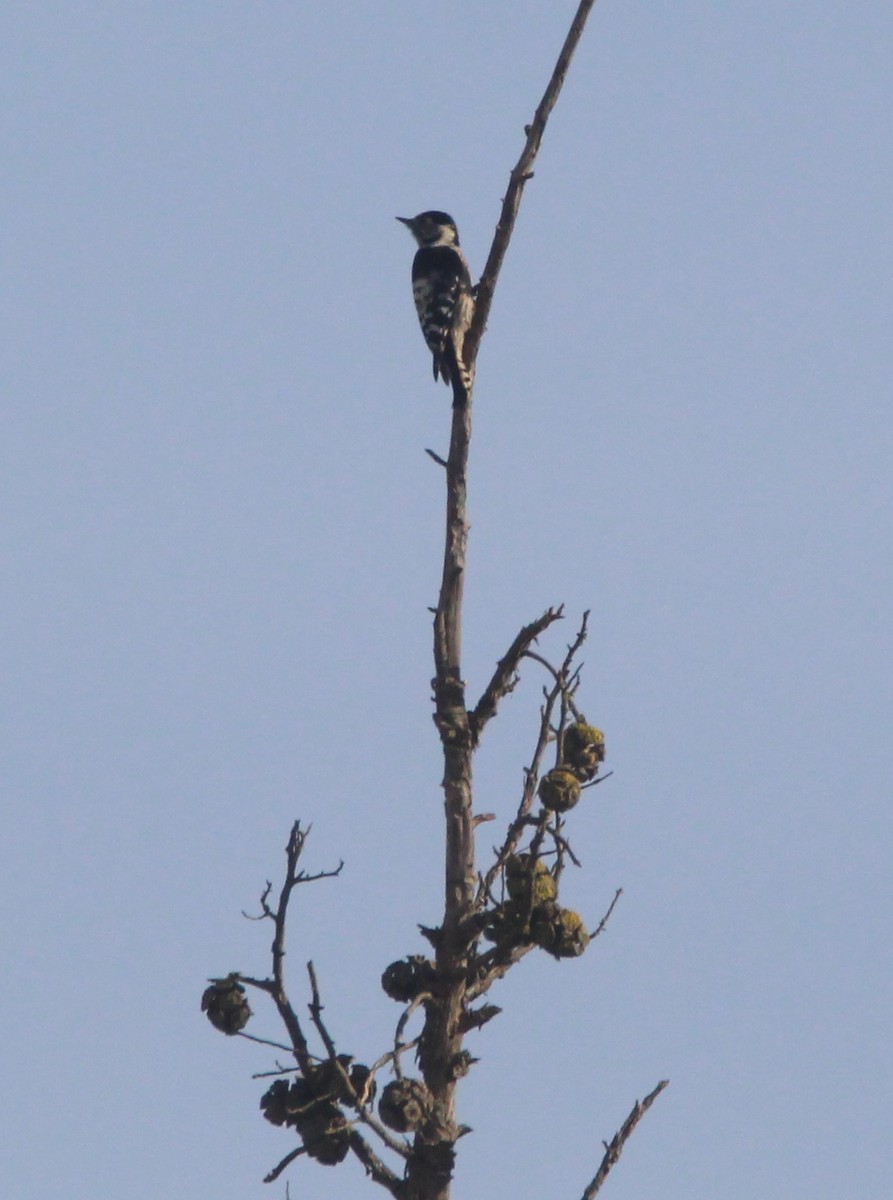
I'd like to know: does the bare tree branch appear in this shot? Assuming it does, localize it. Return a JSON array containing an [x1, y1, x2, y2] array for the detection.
[[465, 0, 600, 366], [348, 1131, 405, 1198], [590, 888, 623, 941], [263, 1145, 306, 1184], [476, 681, 562, 910], [369, 1038, 421, 1083], [237, 825, 344, 1073], [469, 606, 564, 743], [306, 960, 338, 1060], [264, 823, 339, 1069], [476, 611, 590, 909], [580, 1080, 669, 1200], [393, 993, 430, 1080], [358, 1112, 414, 1163], [545, 820, 583, 870], [465, 939, 536, 1003], [305, 962, 413, 1163], [237, 1030, 295, 1054]]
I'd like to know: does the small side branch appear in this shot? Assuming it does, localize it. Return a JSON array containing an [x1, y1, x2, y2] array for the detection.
[[579, 1080, 669, 1200], [476, 681, 562, 908], [469, 606, 564, 743], [348, 1131, 405, 1198], [236, 1030, 295, 1054], [253, 822, 343, 1071], [304, 963, 411, 1162], [465, 940, 535, 1002], [306, 961, 338, 1060], [590, 888, 623, 940], [263, 1145, 305, 1184], [477, 611, 590, 909]]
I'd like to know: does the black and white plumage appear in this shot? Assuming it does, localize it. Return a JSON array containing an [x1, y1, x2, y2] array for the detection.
[[397, 211, 475, 406]]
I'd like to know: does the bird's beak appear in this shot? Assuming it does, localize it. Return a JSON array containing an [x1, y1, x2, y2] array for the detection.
[[396, 216, 413, 228]]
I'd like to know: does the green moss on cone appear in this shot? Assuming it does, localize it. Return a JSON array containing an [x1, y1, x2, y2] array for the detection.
[[505, 854, 557, 905], [562, 722, 606, 781], [531, 904, 591, 959], [538, 768, 582, 813]]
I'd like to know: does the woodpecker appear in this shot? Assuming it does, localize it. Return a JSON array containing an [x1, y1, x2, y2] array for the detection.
[[397, 211, 475, 406]]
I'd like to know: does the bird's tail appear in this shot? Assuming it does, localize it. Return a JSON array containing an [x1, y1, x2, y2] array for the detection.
[[442, 337, 473, 408]]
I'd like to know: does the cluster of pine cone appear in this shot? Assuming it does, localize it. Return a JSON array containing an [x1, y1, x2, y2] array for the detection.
[[537, 720, 606, 814], [483, 721, 606, 959], [260, 1057, 374, 1166], [483, 852, 590, 959]]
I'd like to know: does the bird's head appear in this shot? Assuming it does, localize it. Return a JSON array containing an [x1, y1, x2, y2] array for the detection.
[[396, 211, 460, 248]]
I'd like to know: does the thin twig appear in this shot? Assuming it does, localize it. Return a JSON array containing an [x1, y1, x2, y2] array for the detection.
[[263, 1146, 306, 1184], [393, 994, 430, 1080], [252, 1065, 299, 1080], [369, 1038, 420, 1077], [590, 888, 623, 940], [580, 1080, 669, 1200], [581, 770, 613, 790], [306, 961, 338, 1060], [545, 822, 583, 869], [236, 1030, 295, 1054], [522, 649, 562, 681], [237, 973, 274, 992]]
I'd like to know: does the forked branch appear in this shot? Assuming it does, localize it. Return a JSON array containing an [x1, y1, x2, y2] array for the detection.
[[239, 822, 342, 1070]]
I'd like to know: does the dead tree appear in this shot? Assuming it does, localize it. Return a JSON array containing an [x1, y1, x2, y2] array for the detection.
[[202, 4, 667, 1196]]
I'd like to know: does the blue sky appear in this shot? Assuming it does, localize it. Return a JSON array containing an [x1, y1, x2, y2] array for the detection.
[[2, 3, 891, 1198]]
